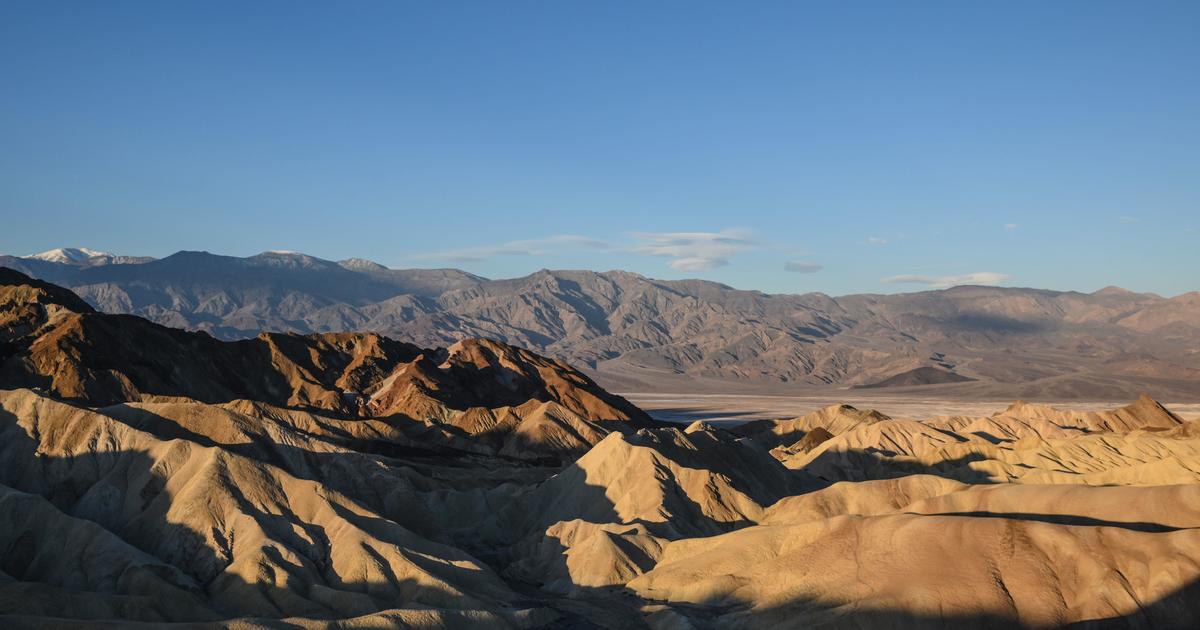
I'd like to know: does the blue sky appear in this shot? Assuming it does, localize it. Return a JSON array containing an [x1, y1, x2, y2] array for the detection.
[[2, 1, 1198, 296]]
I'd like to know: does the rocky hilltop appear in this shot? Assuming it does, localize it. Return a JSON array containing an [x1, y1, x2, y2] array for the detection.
[[0, 268, 651, 462], [4, 250, 1198, 399]]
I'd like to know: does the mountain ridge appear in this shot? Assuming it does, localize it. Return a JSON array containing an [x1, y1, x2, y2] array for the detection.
[[3, 248, 1198, 399], [16, 246, 1193, 297], [0, 268, 653, 462]]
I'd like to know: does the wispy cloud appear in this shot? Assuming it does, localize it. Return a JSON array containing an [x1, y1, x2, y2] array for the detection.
[[881, 271, 1011, 289], [629, 229, 756, 271], [1004, 223, 1019, 230], [408, 235, 611, 263], [407, 229, 758, 272], [1118, 215, 1139, 224], [865, 236, 888, 245], [784, 261, 823, 273]]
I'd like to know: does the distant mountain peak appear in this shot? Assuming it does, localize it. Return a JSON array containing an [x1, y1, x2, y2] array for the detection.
[[249, 250, 337, 269], [256, 249, 320, 258], [24, 247, 114, 263], [339, 257, 388, 271], [1092, 285, 1136, 296], [604, 269, 647, 279], [21, 247, 154, 267]]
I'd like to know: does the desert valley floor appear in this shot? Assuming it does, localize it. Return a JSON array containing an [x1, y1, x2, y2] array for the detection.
[[624, 391, 1200, 426], [2, 267, 1199, 629]]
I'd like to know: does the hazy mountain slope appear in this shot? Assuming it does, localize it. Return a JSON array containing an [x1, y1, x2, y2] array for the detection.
[[4, 250, 1200, 398], [853, 365, 976, 388]]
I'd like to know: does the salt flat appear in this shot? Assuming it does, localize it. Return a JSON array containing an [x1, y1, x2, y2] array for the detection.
[[624, 391, 1200, 425]]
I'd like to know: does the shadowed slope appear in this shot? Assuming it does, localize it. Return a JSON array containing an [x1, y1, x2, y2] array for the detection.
[[0, 389, 554, 626], [853, 365, 976, 388]]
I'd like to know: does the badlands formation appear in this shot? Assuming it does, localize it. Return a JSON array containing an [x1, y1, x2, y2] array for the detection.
[[1, 267, 1199, 628]]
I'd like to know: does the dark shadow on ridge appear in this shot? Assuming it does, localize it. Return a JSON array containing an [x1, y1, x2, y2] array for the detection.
[[911, 511, 1187, 533]]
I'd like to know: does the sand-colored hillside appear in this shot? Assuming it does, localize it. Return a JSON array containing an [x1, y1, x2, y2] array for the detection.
[[5, 385, 1200, 628], [630, 506, 1200, 628]]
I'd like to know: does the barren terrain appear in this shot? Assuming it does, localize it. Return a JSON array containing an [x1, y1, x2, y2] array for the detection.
[[2, 268, 1200, 628]]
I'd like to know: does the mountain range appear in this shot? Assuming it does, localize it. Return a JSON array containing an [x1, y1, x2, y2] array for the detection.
[[4, 248, 1199, 399]]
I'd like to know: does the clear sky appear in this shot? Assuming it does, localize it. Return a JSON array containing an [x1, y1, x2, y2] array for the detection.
[[2, 1, 1198, 296]]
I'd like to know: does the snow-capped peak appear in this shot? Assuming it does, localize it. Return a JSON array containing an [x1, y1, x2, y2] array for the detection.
[[24, 247, 114, 263], [20, 247, 155, 267]]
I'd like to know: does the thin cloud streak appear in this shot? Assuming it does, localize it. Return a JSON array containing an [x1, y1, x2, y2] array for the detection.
[[784, 261, 823, 273], [629, 229, 756, 271], [881, 272, 1012, 289], [407, 229, 759, 272]]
